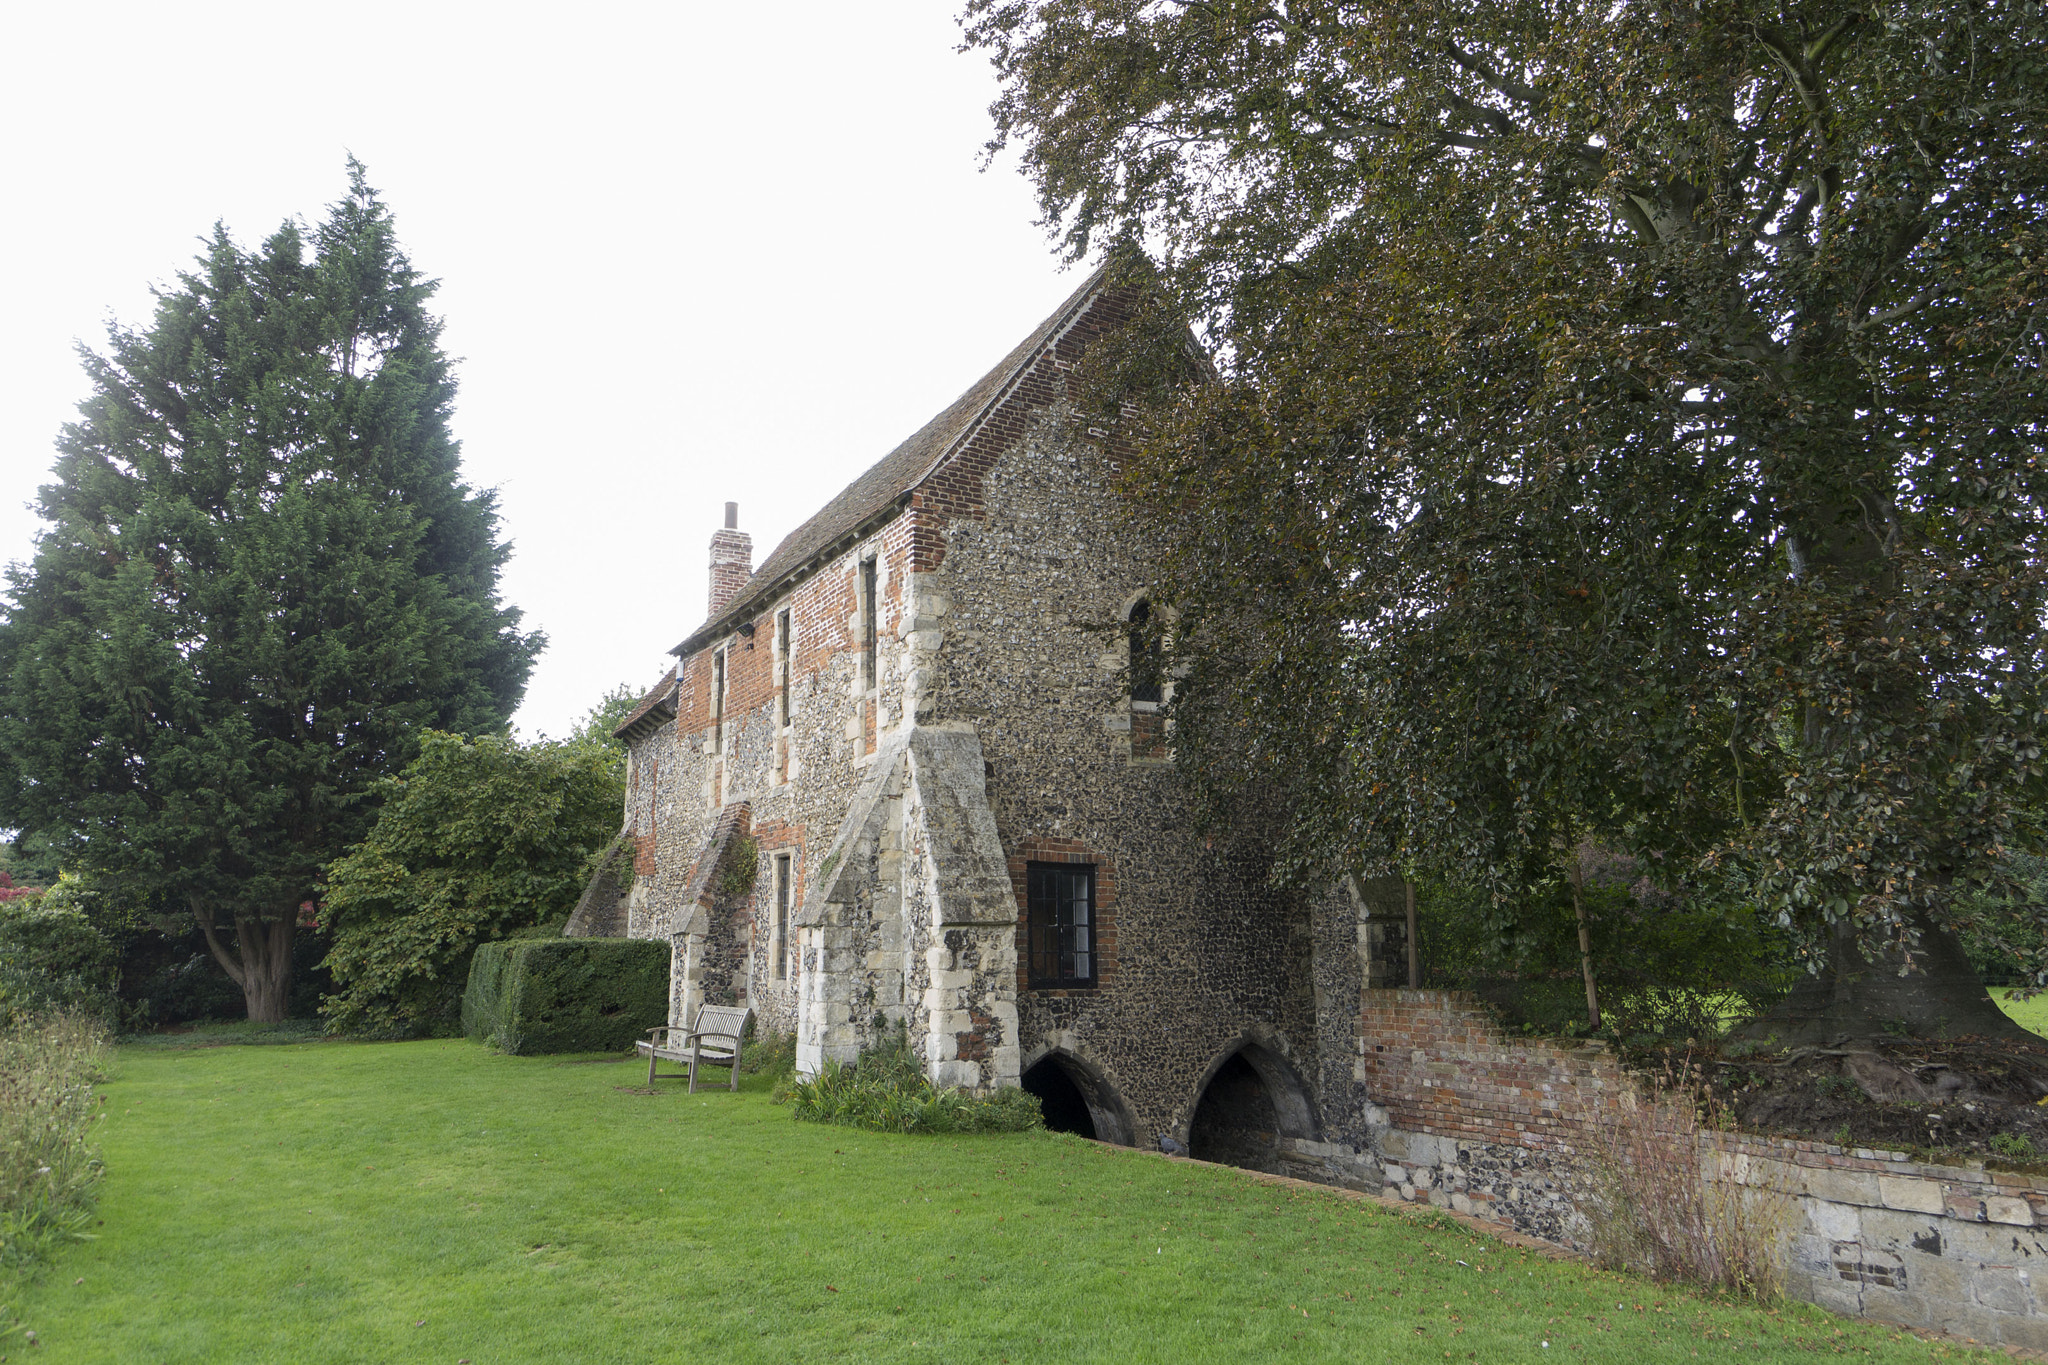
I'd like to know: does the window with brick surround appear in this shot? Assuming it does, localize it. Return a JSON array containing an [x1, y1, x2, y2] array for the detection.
[[859, 557, 878, 691], [1027, 862, 1095, 988]]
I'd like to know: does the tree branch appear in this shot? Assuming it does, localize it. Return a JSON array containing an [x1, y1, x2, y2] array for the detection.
[[1853, 285, 1939, 331]]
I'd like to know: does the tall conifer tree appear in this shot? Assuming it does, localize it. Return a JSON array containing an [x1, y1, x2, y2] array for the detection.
[[0, 163, 541, 1020]]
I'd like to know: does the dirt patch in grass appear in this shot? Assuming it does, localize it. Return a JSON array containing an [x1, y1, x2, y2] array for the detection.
[[1694, 1034, 2048, 1168]]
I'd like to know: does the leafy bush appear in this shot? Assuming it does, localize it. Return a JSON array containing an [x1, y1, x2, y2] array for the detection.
[[460, 938, 668, 1055], [321, 731, 625, 1037], [1990, 1132, 2037, 1162], [1416, 854, 1793, 1041], [740, 1029, 797, 1080], [0, 1011, 109, 1271], [780, 1022, 1043, 1135], [1953, 852, 2048, 988], [0, 901, 116, 1028]]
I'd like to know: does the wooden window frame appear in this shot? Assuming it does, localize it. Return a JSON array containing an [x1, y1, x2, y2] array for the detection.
[[1026, 861, 1097, 989]]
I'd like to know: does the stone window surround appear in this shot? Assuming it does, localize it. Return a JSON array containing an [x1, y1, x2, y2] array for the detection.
[[1009, 836, 1118, 995], [1118, 593, 1171, 766]]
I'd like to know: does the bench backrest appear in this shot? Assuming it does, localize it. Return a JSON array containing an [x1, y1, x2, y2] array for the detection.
[[694, 1004, 752, 1041]]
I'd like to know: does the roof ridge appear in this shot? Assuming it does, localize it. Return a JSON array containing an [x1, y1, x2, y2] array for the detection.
[[902, 261, 1112, 496], [668, 264, 1114, 658]]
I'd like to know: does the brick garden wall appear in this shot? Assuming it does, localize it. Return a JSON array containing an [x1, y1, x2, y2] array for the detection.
[[1349, 988, 2046, 1349]]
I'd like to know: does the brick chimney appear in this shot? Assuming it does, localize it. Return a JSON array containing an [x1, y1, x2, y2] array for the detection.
[[708, 501, 753, 618]]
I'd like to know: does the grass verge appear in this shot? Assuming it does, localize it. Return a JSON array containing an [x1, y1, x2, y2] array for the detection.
[[1, 1011, 109, 1271], [9, 1039, 2004, 1363], [1992, 986, 2047, 1038]]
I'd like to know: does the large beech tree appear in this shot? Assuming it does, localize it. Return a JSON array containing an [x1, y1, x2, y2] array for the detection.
[[965, 0, 2047, 1039], [0, 164, 540, 1021]]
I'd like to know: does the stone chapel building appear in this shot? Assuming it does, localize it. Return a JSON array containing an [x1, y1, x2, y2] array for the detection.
[[561, 267, 2048, 1346], [583, 265, 1405, 1187]]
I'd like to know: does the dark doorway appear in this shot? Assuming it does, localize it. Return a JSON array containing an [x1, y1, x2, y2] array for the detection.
[[1022, 1057, 1098, 1140], [1188, 1052, 1280, 1172]]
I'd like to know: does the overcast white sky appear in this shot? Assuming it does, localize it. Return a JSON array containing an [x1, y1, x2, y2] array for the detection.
[[0, 2, 1082, 740]]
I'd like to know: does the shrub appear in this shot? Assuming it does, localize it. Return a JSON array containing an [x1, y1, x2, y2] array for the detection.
[[0, 1011, 109, 1271], [460, 938, 668, 1055], [1416, 862, 1794, 1041], [0, 902, 116, 1028], [1585, 1059, 1791, 1298], [1989, 1132, 2037, 1162], [780, 1022, 1043, 1135], [321, 730, 626, 1038], [740, 1029, 797, 1080]]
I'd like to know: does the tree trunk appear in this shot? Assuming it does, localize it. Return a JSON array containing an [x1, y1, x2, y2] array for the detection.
[[1742, 914, 2026, 1046], [1404, 878, 1420, 989], [193, 900, 296, 1023], [1567, 858, 1601, 1032], [1750, 497, 2027, 1045]]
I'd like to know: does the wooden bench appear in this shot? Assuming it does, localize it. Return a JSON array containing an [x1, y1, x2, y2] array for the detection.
[[637, 1004, 752, 1092]]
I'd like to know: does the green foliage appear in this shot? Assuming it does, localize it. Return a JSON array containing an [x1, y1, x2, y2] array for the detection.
[[563, 684, 641, 762], [459, 938, 668, 1056], [965, 0, 2048, 1020], [780, 1021, 1044, 1135], [321, 731, 626, 1037], [716, 835, 759, 901], [0, 900, 116, 1028], [0, 160, 540, 1021], [1990, 1132, 2037, 1161], [739, 1029, 797, 1080], [0, 1011, 109, 1272], [1416, 855, 1793, 1040], [1954, 853, 2048, 988]]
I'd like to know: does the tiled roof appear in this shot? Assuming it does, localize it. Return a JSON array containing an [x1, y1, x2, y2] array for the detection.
[[669, 263, 1111, 658], [612, 667, 677, 741]]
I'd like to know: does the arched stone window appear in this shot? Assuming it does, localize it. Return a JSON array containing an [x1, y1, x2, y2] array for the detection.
[[1127, 599, 1164, 705]]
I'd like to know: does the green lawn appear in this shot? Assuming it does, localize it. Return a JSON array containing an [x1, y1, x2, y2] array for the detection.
[[8, 1039, 1996, 1363], [1993, 986, 2048, 1037]]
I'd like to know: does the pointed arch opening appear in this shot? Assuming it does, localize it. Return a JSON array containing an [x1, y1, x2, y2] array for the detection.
[[1186, 1041, 1319, 1173], [1020, 1048, 1136, 1147]]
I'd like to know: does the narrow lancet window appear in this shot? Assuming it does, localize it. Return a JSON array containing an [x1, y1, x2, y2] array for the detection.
[[859, 557, 878, 690], [711, 648, 727, 753], [775, 608, 793, 726], [1128, 600, 1163, 705], [773, 853, 792, 980]]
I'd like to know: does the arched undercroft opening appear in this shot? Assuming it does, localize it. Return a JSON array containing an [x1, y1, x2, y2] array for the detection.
[[1186, 1043, 1319, 1174], [1022, 1057, 1096, 1139], [1019, 1049, 1137, 1147]]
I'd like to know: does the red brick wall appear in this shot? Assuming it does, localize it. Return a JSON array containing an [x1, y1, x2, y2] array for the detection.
[[1357, 990, 1632, 1151], [1008, 835, 1119, 995]]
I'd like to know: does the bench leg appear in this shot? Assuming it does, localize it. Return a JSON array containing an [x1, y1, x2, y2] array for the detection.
[[648, 1045, 658, 1087], [730, 1050, 740, 1091], [689, 1039, 701, 1094]]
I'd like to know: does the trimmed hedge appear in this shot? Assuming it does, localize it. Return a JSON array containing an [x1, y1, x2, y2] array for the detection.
[[461, 938, 669, 1055]]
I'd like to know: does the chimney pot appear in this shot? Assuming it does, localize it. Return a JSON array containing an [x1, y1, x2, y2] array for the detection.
[[725, 501, 738, 530]]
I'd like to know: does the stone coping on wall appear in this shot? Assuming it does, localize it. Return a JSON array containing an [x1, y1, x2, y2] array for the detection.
[[1708, 1130, 2048, 1228]]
